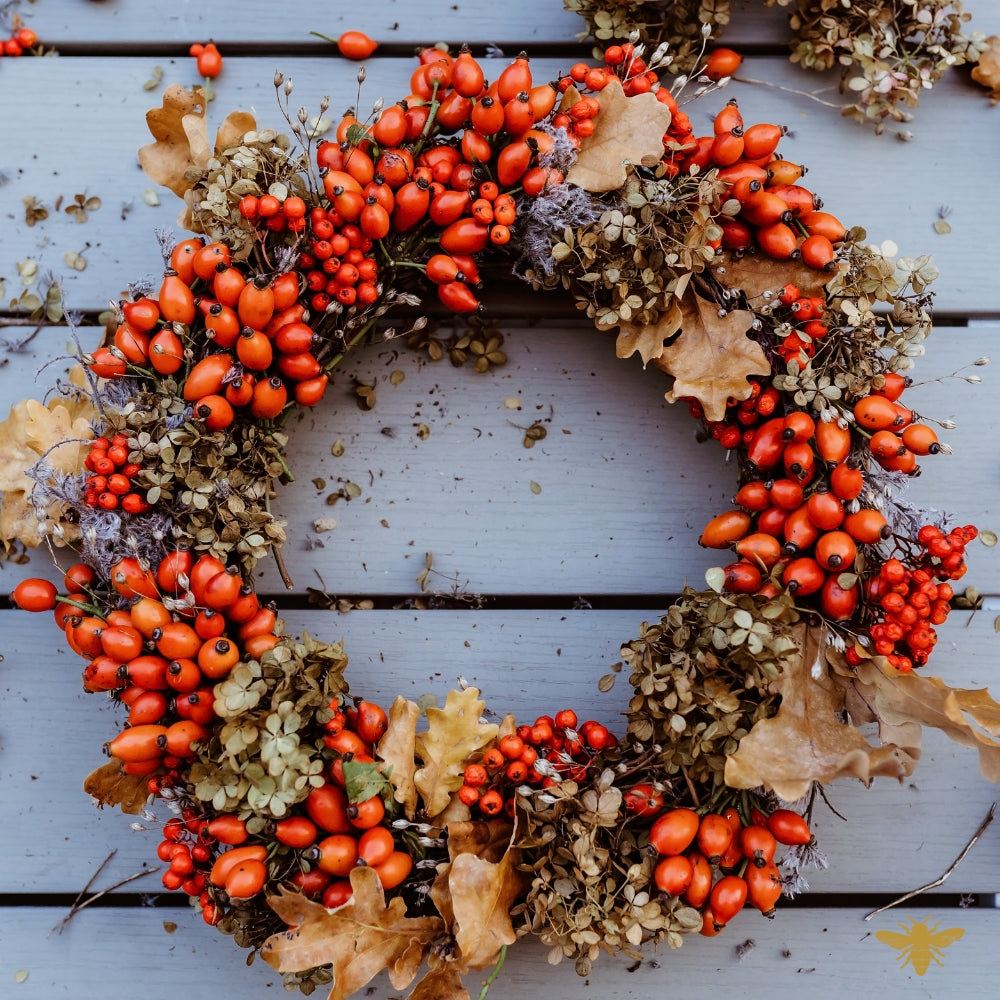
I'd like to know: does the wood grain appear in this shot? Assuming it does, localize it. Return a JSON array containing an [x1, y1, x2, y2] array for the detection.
[[0, 55, 997, 313], [2, 325, 997, 596], [1, 609, 998, 893], [5, 905, 999, 998]]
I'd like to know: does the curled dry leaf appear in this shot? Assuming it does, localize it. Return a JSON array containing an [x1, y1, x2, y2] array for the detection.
[[376, 695, 421, 818], [0, 370, 96, 551], [413, 687, 499, 819], [614, 298, 683, 367], [971, 35, 1000, 103], [263, 867, 444, 999], [724, 624, 916, 800], [138, 83, 256, 229], [431, 820, 529, 971], [565, 78, 673, 193], [83, 760, 153, 814], [848, 656, 1000, 783], [653, 290, 770, 422]]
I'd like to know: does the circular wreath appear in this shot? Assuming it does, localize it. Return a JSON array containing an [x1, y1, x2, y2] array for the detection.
[[4, 30, 995, 1000]]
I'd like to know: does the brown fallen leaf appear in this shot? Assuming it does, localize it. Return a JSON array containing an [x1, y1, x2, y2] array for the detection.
[[971, 35, 1000, 103], [855, 657, 1000, 783], [138, 83, 255, 228], [652, 289, 770, 422], [83, 760, 152, 814], [614, 298, 683, 367], [724, 625, 916, 801], [406, 964, 471, 1000], [430, 821, 528, 971], [565, 77, 672, 192], [263, 868, 444, 999], [377, 695, 421, 818], [720, 252, 837, 306], [414, 688, 499, 819], [0, 372, 96, 552]]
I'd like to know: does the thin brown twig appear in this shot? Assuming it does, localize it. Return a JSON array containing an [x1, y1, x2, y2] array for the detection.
[[679, 764, 701, 809], [50, 851, 160, 935], [864, 801, 996, 920]]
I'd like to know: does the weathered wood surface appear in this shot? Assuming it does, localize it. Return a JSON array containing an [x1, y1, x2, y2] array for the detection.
[[1, 323, 998, 596], [2, 2, 1000, 997], [2, 609, 999, 895], [17, 0, 787, 47], [0, 54, 998, 313], [5, 906, 1000, 998]]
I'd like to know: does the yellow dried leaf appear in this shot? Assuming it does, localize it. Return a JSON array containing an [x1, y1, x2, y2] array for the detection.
[[0, 374, 95, 550], [565, 78, 672, 192], [724, 625, 916, 800], [83, 760, 152, 814], [414, 688, 498, 818], [614, 298, 683, 366], [653, 290, 770, 422], [377, 696, 421, 818], [138, 84, 255, 228], [972, 35, 1000, 103], [262, 868, 443, 997]]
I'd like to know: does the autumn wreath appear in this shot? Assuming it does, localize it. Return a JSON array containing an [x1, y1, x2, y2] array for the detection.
[[3, 29, 998, 1000]]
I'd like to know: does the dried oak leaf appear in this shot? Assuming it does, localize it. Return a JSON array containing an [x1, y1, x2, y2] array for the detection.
[[406, 964, 471, 1000], [83, 760, 152, 814], [852, 657, 1000, 783], [720, 252, 837, 306], [138, 83, 255, 225], [724, 625, 915, 801], [565, 77, 673, 192], [376, 695, 420, 818], [614, 298, 683, 367], [652, 290, 770, 422], [0, 374, 95, 550], [414, 687, 499, 819], [262, 867, 444, 999], [971, 35, 1000, 103], [431, 821, 528, 971]]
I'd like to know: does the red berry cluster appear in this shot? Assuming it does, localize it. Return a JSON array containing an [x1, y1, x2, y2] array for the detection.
[[0, 26, 37, 57], [459, 710, 616, 818], [82, 434, 150, 514], [771, 283, 830, 369], [295, 203, 381, 312], [684, 379, 781, 451], [859, 524, 976, 671]]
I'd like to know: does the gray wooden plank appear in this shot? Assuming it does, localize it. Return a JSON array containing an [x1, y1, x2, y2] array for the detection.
[[2, 608, 998, 894], [3, 905, 999, 998], [28, 0, 789, 47], [2, 324, 997, 596], [0, 55, 998, 314]]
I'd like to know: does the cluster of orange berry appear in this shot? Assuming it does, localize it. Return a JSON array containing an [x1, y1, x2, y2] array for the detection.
[[458, 710, 616, 818], [647, 804, 812, 936], [89, 237, 332, 419], [0, 25, 37, 57], [82, 434, 150, 514], [860, 524, 977, 671], [852, 375, 945, 477], [700, 407, 890, 618]]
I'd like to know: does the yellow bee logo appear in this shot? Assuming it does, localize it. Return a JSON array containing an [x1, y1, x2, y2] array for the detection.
[[875, 915, 965, 976]]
